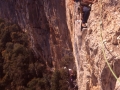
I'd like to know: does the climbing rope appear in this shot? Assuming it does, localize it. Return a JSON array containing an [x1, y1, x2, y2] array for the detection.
[[99, 0, 120, 82]]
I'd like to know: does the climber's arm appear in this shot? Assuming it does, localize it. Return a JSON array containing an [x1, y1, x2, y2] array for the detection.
[[83, 0, 93, 4], [83, 0, 97, 4]]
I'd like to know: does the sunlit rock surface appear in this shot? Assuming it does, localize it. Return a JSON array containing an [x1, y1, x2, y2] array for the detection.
[[0, 0, 120, 90]]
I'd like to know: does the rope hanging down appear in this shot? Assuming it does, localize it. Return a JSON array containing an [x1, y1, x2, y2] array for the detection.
[[99, 0, 120, 82]]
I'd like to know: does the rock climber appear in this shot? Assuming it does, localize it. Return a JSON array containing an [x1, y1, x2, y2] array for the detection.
[[80, 0, 97, 28], [68, 69, 76, 88]]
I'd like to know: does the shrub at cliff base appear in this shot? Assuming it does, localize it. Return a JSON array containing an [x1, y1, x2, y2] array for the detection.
[[0, 19, 48, 90], [0, 19, 75, 90]]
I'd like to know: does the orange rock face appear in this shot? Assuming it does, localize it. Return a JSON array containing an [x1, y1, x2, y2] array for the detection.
[[0, 0, 120, 90]]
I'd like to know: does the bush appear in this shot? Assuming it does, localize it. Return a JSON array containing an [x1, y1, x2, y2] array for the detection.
[[0, 18, 75, 90], [60, 55, 74, 68], [51, 70, 61, 90], [27, 78, 46, 90]]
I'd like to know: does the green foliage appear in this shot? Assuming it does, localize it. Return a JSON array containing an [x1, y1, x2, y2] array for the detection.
[[2, 43, 30, 86], [59, 69, 69, 90], [27, 78, 48, 90], [51, 70, 61, 90], [0, 18, 75, 90], [59, 80, 68, 90], [51, 69, 70, 90], [0, 19, 51, 90], [11, 32, 28, 46], [60, 55, 74, 67], [59, 69, 69, 80]]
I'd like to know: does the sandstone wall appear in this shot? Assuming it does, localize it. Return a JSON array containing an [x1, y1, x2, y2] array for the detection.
[[0, 0, 73, 68], [74, 0, 120, 90], [0, 0, 120, 90]]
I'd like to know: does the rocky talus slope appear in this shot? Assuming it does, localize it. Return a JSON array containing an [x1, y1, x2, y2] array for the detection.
[[0, 0, 120, 90]]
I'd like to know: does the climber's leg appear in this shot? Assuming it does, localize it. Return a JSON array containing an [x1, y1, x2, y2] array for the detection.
[[82, 6, 91, 27]]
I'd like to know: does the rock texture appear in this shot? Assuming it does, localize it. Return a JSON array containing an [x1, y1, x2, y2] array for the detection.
[[73, 0, 120, 90], [0, 0, 120, 90], [0, 0, 73, 68]]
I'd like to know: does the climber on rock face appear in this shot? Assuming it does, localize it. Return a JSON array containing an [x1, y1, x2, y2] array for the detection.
[[80, 0, 97, 28]]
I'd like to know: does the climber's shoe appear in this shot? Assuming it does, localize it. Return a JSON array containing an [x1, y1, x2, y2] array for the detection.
[[81, 23, 87, 31], [81, 23, 87, 28]]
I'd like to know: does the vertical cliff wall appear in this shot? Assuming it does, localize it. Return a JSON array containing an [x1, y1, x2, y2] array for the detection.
[[72, 0, 120, 90], [0, 0, 73, 69], [0, 0, 120, 90]]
